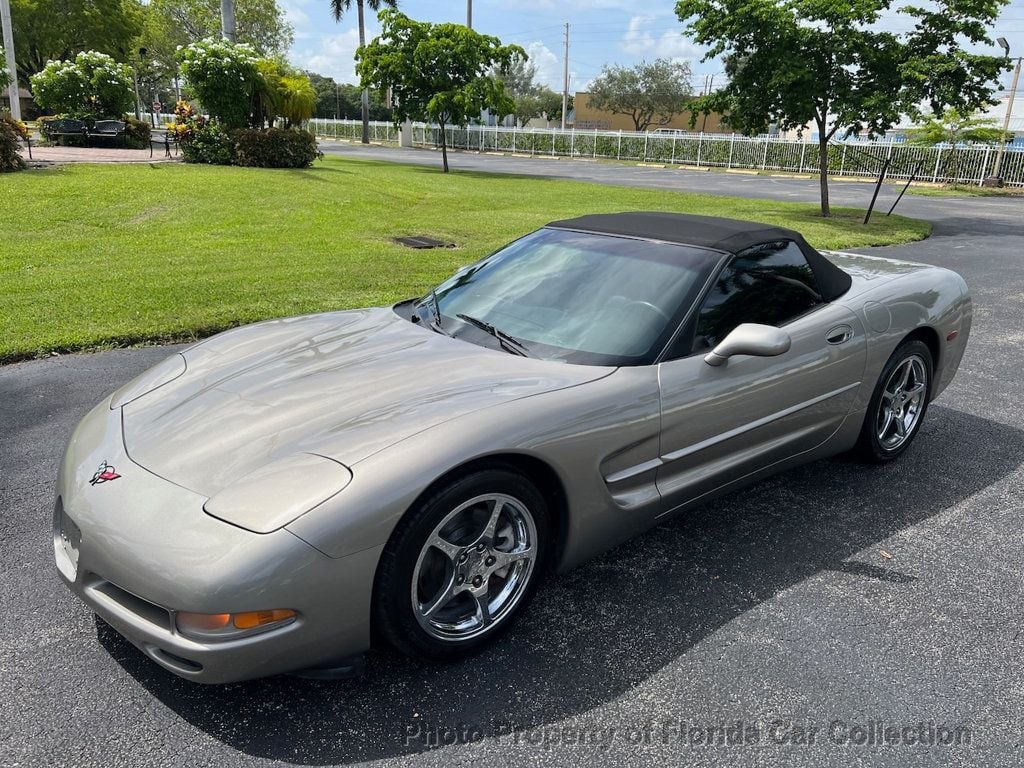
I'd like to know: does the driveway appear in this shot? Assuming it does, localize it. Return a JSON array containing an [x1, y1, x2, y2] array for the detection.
[[2, 152, 1022, 767]]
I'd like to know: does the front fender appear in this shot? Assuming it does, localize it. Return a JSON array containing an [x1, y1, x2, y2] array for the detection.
[[285, 367, 663, 572]]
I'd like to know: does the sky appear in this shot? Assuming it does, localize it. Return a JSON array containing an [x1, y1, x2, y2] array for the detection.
[[281, 0, 1024, 97]]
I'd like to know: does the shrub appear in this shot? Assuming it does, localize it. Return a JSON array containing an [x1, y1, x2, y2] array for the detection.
[[0, 114, 27, 172], [30, 52, 135, 119], [178, 39, 261, 129], [180, 119, 235, 164], [231, 128, 321, 168], [123, 116, 151, 149]]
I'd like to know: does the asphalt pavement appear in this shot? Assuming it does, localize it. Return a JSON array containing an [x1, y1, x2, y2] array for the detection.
[[2, 146, 1023, 767]]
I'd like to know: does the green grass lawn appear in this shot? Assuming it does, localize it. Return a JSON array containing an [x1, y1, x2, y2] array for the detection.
[[0, 156, 931, 363], [906, 183, 1024, 198]]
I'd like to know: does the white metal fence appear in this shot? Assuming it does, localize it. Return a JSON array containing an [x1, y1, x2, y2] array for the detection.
[[308, 118, 1024, 187]]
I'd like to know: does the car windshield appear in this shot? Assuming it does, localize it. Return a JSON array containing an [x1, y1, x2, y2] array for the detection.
[[425, 227, 720, 366]]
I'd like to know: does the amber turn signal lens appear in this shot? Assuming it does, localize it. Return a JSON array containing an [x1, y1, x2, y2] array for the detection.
[[232, 609, 296, 630], [176, 609, 296, 640], [177, 612, 232, 631]]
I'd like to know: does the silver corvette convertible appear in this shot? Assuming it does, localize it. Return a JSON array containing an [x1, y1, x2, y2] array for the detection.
[[55, 212, 971, 683]]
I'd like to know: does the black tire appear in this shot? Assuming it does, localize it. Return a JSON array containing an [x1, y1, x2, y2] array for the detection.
[[372, 465, 550, 661], [854, 338, 934, 463]]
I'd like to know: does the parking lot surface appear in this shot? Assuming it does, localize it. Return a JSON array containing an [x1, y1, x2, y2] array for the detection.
[[2, 153, 1022, 767]]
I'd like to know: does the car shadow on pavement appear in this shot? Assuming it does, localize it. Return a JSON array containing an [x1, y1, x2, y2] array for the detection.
[[97, 404, 1022, 765]]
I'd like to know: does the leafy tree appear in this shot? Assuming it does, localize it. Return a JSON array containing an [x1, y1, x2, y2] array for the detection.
[[357, 10, 521, 172], [510, 86, 570, 127], [492, 56, 569, 126], [305, 71, 344, 117], [587, 58, 693, 132], [254, 60, 317, 127], [0, 50, 11, 91], [329, 0, 397, 144], [494, 55, 537, 99], [538, 87, 570, 125], [132, 7, 183, 116], [149, 0, 293, 56], [906, 107, 1007, 147], [511, 91, 543, 127], [304, 72, 391, 119], [676, 0, 1010, 216], [277, 74, 317, 126], [178, 37, 261, 128], [10, 0, 142, 84], [907, 107, 1009, 183], [30, 51, 135, 118]]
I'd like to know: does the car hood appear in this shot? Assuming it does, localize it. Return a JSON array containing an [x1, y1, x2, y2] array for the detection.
[[122, 308, 613, 498]]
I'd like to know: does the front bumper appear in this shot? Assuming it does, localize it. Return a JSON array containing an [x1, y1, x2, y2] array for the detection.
[[54, 398, 383, 684]]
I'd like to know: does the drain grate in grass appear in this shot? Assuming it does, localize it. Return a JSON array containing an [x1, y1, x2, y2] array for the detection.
[[392, 235, 455, 249]]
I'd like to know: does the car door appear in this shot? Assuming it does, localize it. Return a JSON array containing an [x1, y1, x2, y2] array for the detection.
[[655, 240, 867, 509]]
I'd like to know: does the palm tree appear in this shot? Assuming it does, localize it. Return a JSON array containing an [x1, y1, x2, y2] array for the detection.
[[330, 0, 397, 144]]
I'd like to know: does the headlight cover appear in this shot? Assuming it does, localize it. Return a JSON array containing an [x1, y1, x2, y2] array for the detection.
[[109, 353, 187, 409], [203, 453, 353, 533]]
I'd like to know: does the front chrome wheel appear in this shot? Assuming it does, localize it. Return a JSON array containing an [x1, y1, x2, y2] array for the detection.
[[876, 354, 928, 451], [411, 493, 537, 642]]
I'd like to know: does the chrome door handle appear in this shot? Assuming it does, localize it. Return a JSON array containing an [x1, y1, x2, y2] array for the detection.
[[826, 324, 854, 345]]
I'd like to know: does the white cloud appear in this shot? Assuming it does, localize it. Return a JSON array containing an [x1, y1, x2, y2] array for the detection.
[[279, 0, 313, 37], [620, 15, 701, 62], [525, 41, 562, 89], [291, 26, 375, 83]]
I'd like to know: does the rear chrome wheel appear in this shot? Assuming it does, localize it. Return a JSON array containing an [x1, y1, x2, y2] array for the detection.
[[412, 494, 537, 642], [876, 354, 928, 451], [373, 466, 549, 660], [856, 338, 933, 462]]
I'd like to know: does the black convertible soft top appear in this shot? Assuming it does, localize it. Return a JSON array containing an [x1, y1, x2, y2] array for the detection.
[[547, 211, 852, 301]]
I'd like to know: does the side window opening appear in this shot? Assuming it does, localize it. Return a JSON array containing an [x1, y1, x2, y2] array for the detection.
[[690, 240, 824, 354]]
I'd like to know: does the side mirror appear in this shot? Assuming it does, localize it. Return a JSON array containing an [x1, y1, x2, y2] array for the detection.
[[704, 323, 792, 366]]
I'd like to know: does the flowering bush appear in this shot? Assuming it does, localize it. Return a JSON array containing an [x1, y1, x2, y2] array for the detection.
[[178, 39, 261, 129], [30, 51, 135, 119]]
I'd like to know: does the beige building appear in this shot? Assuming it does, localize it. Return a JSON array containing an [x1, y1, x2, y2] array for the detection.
[[572, 92, 729, 133]]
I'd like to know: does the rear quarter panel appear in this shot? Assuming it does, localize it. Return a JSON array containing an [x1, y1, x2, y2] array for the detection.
[[835, 258, 971, 416]]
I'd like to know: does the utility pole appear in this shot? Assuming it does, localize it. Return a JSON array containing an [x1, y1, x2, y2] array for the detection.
[[466, 0, 472, 29], [0, 0, 19, 120], [220, 0, 237, 42], [986, 37, 1020, 186], [992, 58, 1021, 181], [560, 22, 569, 131]]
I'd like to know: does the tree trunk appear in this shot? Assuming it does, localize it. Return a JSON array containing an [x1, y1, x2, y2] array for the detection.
[[357, 0, 369, 144], [220, 0, 236, 42], [439, 117, 449, 172], [816, 128, 831, 218]]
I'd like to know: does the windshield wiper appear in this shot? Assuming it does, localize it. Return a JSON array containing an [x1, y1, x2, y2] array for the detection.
[[456, 313, 532, 357], [429, 289, 443, 329], [416, 290, 449, 336]]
